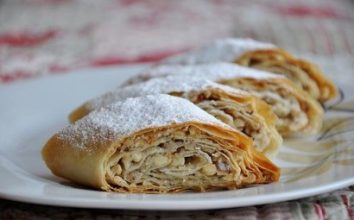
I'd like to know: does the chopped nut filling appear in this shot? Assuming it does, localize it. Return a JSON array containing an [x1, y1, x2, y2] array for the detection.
[[106, 126, 267, 192], [223, 79, 309, 134]]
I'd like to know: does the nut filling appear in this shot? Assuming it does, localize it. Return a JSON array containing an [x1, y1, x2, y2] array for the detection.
[[106, 126, 269, 192], [251, 62, 320, 100], [197, 100, 269, 152], [182, 90, 272, 153], [223, 79, 308, 134]]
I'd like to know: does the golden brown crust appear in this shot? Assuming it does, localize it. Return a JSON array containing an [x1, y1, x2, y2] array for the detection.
[[69, 105, 90, 123], [293, 58, 337, 102], [236, 49, 337, 103], [42, 133, 113, 189]]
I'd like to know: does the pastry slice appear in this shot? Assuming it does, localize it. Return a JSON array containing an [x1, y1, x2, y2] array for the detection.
[[69, 77, 282, 157], [42, 95, 279, 193], [162, 38, 337, 102], [123, 63, 324, 136]]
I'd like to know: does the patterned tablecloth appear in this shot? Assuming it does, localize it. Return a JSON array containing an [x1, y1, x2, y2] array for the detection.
[[1, 0, 354, 219]]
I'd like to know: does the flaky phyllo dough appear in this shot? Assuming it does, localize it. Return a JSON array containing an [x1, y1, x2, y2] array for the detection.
[[162, 38, 337, 103], [42, 95, 279, 193], [123, 63, 324, 136], [69, 77, 282, 157]]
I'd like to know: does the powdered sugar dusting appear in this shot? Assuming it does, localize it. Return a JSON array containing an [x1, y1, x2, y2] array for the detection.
[[162, 38, 275, 64], [86, 76, 249, 111], [60, 95, 233, 150], [124, 62, 284, 86]]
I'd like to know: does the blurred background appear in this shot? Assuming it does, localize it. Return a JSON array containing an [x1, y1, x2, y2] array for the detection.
[[0, 0, 353, 83]]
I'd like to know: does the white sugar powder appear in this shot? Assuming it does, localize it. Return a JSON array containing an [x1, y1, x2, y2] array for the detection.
[[162, 38, 275, 64], [59, 94, 233, 150]]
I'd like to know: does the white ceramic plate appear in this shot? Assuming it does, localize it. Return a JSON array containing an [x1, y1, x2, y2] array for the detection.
[[0, 64, 354, 210]]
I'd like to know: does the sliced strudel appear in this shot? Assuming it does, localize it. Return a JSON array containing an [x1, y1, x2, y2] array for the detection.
[[123, 63, 324, 136], [43, 95, 279, 193], [162, 38, 337, 102], [69, 77, 282, 157]]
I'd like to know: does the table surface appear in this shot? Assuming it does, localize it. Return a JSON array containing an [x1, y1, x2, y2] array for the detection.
[[1, 0, 354, 219]]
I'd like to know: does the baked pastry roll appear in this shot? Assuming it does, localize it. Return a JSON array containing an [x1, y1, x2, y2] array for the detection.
[[162, 38, 337, 103], [42, 95, 279, 193], [69, 77, 282, 157], [123, 63, 324, 136]]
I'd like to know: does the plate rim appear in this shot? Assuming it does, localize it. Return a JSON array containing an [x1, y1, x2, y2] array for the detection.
[[0, 173, 353, 210]]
